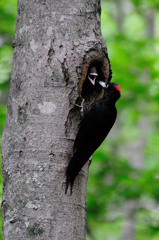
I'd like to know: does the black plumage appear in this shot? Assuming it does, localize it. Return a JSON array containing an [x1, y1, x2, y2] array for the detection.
[[65, 82, 121, 194]]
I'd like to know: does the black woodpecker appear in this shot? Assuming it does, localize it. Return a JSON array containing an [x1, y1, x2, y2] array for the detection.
[[65, 82, 121, 194], [81, 65, 98, 99]]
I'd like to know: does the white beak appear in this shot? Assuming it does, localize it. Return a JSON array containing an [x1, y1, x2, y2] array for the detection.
[[98, 81, 108, 88], [88, 76, 96, 85]]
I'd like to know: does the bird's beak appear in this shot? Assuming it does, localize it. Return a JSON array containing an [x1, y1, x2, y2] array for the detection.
[[98, 81, 108, 88], [88, 73, 98, 85]]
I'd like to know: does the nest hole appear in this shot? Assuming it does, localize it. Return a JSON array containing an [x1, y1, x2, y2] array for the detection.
[[76, 51, 111, 110]]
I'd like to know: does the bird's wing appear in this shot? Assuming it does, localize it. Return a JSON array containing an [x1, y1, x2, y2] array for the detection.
[[73, 101, 100, 151]]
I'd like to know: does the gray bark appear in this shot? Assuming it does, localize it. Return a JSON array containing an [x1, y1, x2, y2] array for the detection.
[[145, 7, 155, 37], [121, 200, 137, 240], [115, 0, 124, 33], [1, 0, 110, 239]]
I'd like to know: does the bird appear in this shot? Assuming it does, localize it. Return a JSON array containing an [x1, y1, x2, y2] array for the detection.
[[79, 65, 106, 114], [81, 65, 99, 99], [65, 82, 121, 194]]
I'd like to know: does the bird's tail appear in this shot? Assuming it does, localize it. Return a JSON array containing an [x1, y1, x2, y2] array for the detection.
[[65, 153, 87, 195]]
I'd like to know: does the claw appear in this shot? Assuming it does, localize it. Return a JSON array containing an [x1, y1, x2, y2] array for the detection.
[[80, 99, 85, 115], [75, 98, 85, 116]]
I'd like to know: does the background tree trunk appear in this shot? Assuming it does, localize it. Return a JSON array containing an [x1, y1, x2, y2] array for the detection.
[[1, 0, 110, 239]]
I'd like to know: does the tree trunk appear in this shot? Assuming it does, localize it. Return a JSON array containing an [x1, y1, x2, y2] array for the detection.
[[1, 0, 111, 239]]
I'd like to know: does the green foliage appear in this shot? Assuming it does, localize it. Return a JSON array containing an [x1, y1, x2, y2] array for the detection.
[[87, 0, 159, 239], [0, 45, 12, 85], [0, 0, 17, 35], [0, 0, 16, 97]]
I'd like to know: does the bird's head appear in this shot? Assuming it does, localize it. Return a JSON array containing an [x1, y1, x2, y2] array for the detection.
[[88, 66, 98, 85], [99, 81, 121, 93], [109, 83, 121, 95], [98, 81, 121, 101]]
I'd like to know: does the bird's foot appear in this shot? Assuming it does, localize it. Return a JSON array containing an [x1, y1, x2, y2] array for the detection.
[[75, 99, 85, 116]]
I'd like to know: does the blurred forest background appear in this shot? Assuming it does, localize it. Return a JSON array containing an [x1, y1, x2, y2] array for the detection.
[[0, 0, 159, 239]]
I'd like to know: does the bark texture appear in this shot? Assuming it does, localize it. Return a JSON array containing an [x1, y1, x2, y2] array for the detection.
[[1, 0, 111, 239]]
